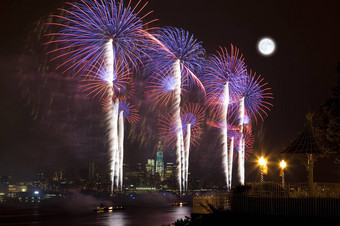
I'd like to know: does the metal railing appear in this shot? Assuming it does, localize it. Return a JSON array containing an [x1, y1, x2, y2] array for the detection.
[[192, 182, 340, 217]]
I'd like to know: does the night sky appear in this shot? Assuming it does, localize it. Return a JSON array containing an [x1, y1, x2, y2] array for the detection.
[[0, 0, 339, 184]]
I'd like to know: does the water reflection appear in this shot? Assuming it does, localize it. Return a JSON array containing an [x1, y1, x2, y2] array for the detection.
[[101, 206, 192, 226], [0, 200, 192, 225], [105, 211, 128, 226]]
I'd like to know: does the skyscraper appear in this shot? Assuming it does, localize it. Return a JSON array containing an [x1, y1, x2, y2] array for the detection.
[[146, 159, 155, 176], [155, 141, 165, 181]]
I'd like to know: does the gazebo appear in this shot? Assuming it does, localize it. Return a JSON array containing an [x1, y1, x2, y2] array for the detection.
[[281, 113, 324, 196]]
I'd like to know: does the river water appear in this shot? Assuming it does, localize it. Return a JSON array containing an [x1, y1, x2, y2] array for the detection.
[[0, 204, 192, 226], [0, 193, 193, 226]]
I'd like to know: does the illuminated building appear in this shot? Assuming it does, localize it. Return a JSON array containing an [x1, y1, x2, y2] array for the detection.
[[165, 163, 176, 181], [146, 159, 155, 176], [155, 141, 165, 181], [8, 183, 28, 193], [53, 169, 63, 182], [164, 163, 177, 189]]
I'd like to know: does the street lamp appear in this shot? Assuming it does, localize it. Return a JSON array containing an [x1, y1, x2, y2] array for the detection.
[[259, 157, 267, 183], [280, 160, 286, 188]]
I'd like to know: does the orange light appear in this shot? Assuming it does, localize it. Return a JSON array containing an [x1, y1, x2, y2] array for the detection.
[[280, 160, 286, 169], [259, 157, 266, 166]]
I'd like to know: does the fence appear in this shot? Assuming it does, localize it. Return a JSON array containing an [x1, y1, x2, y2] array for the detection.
[[192, 182, 340, 217], [231, 195, 340, 217], [245, 182, 340, 198]]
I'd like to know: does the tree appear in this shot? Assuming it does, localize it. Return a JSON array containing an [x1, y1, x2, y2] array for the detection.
[[315, 63, 340, 162]]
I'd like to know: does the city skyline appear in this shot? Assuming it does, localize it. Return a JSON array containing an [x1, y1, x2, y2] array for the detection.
[[0, 152, 182, 194]]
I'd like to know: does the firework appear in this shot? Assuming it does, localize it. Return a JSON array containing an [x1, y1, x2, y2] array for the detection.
[[80, 57, 133, 101], [44, 0, 275, 193], [148, 27, 205, 194], [44, 0, 155, 76], [202, 45, 246, 111], [145, 65, 179, 107], [201, 44, 246, 189], [147, 27, 206, 90], [238, 97, 245, 184], [158, 104, 204, 147], [46, 0, 153, 193], [159, 103, 204, 191], [235, 69, 273, 184], [117, 101, 139, 190], [238, 69, 273, 124], [102, 97, 139, 191], [181, 103, 204, 191], [228, 126, 254, 158]]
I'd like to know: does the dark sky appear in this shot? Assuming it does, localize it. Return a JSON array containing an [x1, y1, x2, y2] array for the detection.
[[0, 0, 339, 183]]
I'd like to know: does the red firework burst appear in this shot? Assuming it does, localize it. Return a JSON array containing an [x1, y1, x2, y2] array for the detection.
[[158, 103, 204, 148]]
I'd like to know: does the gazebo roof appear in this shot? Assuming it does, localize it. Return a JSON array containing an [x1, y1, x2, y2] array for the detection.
[[281, 114, 324, 155]]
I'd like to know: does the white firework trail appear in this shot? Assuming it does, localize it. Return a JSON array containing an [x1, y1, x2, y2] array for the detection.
[[106, 40, 115, 194], [221, 82, 230, 189], [238, 97, 245, 185], [109, 98, 119, 194], [228, 137, 234, 190], [105, 40, 123, 193], [180, 136, 185, 193], [118, 110, 124, 191], [105, 39, 114, 82], [173, 59, 185, 195], [107, 96, 115, 194], [114, 136, 120, 190], [184, 123, 191, 192]]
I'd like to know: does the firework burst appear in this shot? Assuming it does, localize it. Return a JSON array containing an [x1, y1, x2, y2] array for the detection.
[[147, 27, 206, 92], [202, 45, 246, 111], [159, 103, 204, 147], [201, 44, 247, 189], [235, 69, 273, 185], [45, 0, 155, 193], [159, 103, 204, 191], [238, 69, 274, 124], [80, 58, 134, 101], [44, 0, 156, 77], [147, 26, 205, 194], [102, 99, 140, 124], [228, 126, 255, 159]]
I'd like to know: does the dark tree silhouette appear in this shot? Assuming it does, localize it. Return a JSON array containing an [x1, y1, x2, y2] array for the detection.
[[315, 63, 340, 162]]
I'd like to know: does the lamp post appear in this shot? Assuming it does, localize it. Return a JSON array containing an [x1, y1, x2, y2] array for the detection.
[[259, 157, 267, 183], [280, 160, 286, 188]]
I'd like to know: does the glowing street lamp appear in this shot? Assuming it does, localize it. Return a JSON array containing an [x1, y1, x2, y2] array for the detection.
[[280, 160, 286, 169], [258, 157, 267, 183], [280, 160, 286, 187], [259, 157, 266, 166]]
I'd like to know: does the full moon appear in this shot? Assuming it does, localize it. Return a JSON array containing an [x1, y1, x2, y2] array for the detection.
[[258, 38, 276, 56]]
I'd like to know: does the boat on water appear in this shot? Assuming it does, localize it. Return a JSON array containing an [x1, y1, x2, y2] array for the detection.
[[94, 204, 124, 213], [172, 201, 188, 207]]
